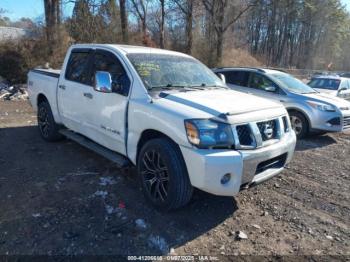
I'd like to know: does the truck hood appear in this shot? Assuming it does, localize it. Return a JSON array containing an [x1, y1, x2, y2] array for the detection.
[[301, 92, 350, 109], [160, 89, 283, 117]]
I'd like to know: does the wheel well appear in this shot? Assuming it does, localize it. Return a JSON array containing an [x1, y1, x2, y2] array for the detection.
[[136, 129, 176, 160], [287, 108, 310, 130], [37, 93, 48, 106]]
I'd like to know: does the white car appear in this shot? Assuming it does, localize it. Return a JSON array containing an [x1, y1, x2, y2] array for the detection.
[[308, 75, 350, 101], [27, 44, 296, 210]]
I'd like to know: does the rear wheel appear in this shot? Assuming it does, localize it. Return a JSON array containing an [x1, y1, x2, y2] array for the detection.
[[289, 111, 308, 139], [137, 138, 193, 211], [37, 100, 63, 142]]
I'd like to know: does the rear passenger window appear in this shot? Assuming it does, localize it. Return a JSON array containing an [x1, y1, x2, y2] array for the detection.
[[223, 71, 249, 87], [65, 51, 91, 84]]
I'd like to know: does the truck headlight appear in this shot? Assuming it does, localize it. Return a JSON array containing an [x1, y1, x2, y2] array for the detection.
[[307, 101, 336, 112], [184, 119, 234, 149]]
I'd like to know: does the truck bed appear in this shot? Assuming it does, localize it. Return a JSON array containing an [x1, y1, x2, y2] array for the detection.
[[30, 68, 61, 78], [27, 68, 62, 124]]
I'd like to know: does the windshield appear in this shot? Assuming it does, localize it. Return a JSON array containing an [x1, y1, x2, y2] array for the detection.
[[127, 53, 225, 90], [270, 73, 316, 94], [308, 78, 340, 90]]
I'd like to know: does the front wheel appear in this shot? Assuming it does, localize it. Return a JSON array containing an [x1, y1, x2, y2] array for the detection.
[[137, 138, 193, 211], [289, 111, 308, 139]]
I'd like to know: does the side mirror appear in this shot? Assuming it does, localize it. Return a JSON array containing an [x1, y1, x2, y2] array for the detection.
[[94, 71, 112, 93], [338, 87, 347, 93], [265, 85, 277, 92], [217, 73, 226, 83]]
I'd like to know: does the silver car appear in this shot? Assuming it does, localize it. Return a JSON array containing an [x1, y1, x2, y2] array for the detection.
[[307, 75, 350, 101], [213, 67, 350, 138]]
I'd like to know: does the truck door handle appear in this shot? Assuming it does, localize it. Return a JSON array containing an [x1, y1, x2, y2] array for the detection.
[[58, 85, 65, 90], [280, 99, 286, 102], [83, 92, 93, 99]]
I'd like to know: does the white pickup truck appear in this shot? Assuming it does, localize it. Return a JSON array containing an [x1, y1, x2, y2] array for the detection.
[[28, 44, 296, 210]]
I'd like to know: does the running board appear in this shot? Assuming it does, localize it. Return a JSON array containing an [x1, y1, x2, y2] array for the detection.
[[59, 129, 131, 168]]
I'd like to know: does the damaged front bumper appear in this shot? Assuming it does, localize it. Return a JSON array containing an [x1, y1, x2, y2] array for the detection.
[[180, 130, 296, 196]]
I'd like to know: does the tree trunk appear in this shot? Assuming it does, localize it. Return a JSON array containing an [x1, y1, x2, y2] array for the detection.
[[185, 0, 193, 54], [43, 0, 60, 54], [159, 0, 165, 48], [119, 0, 128, 43], [215, 1, 225, 66]]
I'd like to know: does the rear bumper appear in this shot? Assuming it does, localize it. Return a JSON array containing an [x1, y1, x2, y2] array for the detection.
[[180, 131, 296, 196]]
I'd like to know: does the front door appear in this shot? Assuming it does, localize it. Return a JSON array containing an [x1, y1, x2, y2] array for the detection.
[[85, 49, 131, 155], [247, 72, 285, 104]]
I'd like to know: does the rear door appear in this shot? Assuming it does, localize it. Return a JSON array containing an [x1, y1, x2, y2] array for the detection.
[[57, 48, 93, 134], [222, 70, 250, 93], [85, 49, 131, 154]]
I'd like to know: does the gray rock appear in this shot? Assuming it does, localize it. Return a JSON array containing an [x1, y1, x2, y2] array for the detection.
[[236, 231, 248, 240]]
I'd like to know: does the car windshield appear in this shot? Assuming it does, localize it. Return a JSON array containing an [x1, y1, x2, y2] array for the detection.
[[270, 73, 316, 94], [127, 53, 225, 90], [307, 78, 340, 90]]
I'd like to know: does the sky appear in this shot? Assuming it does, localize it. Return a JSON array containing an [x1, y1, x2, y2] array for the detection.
[[0, 0, 350, 22], [0, 0, 74, 22]]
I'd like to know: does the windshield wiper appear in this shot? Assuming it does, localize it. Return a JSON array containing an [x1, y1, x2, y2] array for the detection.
[[189, 83, 227, 90], [147, 84, 184, 90]]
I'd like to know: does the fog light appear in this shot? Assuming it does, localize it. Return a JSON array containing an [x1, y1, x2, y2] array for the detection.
[[327, 117, 340, 126], [221, 173, 231, 185]]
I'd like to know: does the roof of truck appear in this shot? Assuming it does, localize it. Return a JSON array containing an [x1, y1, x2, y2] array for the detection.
[[70, 44, 190, 58]]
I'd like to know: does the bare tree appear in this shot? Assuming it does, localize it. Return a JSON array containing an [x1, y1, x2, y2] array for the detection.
[[159, 0, 165, 48], [174, 0, 194, 54], [119, 0, 128, 43], [202, 0, 256, 66], [130, 0, 148, 42], [43, 0, 61, 53]]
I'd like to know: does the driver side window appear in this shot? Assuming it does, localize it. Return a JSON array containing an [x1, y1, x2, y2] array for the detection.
[[92, 50, 130, 96], [249, 73, 278, 92]]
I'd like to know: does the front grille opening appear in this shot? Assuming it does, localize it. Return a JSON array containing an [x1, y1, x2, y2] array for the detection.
[[328, 117, 341, 126], [255, 153, 287, 175], [236, 125, 254, 146], [257, 120, 278, 141]]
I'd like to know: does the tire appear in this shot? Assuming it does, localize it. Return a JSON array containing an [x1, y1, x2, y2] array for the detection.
[[37, 100, 63, 142], [289, 111, 308, 139], [137, 138, 193, 211]]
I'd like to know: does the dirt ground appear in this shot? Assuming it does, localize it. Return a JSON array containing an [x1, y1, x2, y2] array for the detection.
[[0, 100, 349, 259]]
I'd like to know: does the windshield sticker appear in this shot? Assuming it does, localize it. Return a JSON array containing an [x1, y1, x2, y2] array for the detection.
[[134, 63, 160, 77]]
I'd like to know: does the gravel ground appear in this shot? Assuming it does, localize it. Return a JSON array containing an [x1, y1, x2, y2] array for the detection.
[[0, 100, 349, 259]]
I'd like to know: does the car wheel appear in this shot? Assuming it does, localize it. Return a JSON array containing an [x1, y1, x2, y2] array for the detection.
[[37, 100, 63, 142], [137, 138, 193, 211], [289, 111, 308, 139]]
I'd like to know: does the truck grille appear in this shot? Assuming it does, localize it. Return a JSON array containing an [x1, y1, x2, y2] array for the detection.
[[343, 116, 350, 129], [233, 117, 286, 149], [236, 125, 253, 146], [257, 119, 278, 141]]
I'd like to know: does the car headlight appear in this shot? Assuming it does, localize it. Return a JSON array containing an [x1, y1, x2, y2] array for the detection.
[[307, 101, 336, 112], [184, 119, 234, 149]]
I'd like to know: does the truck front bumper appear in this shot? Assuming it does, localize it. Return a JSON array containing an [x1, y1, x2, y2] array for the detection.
[[180, 131, 296, 196]]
